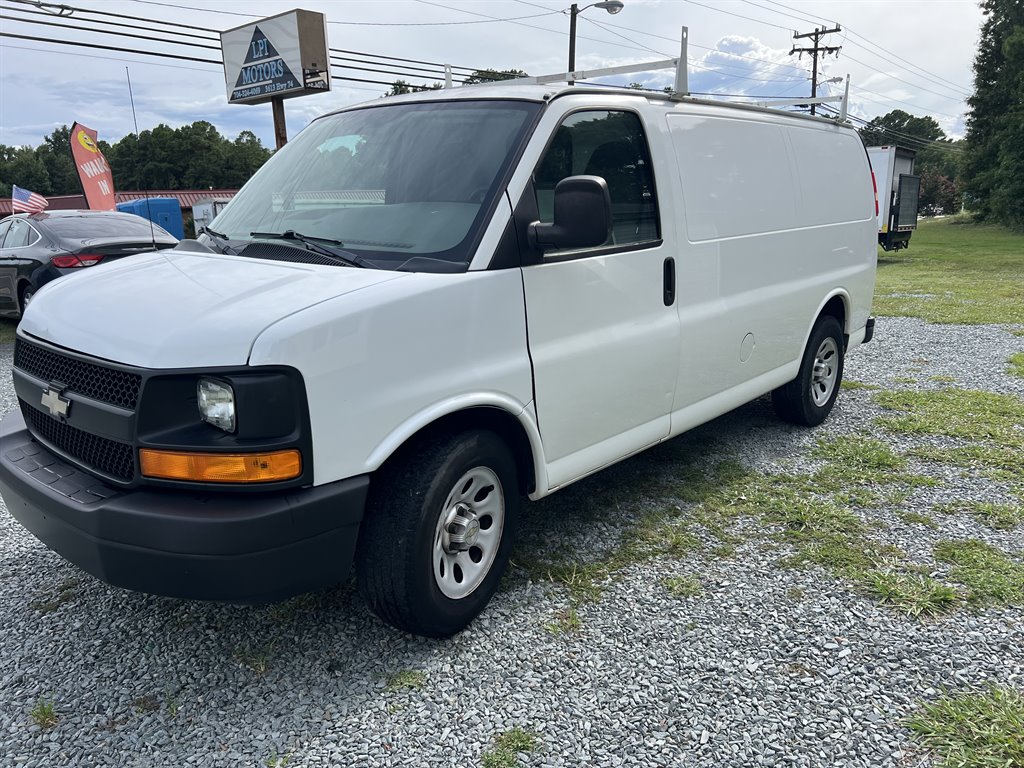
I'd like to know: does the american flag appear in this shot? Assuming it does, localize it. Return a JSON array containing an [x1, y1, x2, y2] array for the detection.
[[11, 185, 49, 214]]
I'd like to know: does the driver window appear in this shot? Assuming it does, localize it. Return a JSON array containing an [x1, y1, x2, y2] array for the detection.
[[534, 110, 659, 249]]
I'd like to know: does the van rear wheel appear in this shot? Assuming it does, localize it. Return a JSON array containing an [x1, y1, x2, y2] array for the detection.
[[772, 315, 844, 427], [356, 430, 519, 637]]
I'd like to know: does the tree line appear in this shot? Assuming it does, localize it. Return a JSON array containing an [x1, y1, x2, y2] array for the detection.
[[0, 121, 272, 199]]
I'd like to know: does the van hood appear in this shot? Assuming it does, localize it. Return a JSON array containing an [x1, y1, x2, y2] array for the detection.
[[21, 248, 407, 368]]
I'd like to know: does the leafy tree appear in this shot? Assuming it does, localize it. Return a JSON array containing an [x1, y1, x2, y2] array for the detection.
[[857, 109, 944, 147], [36, 126, 81, 196], [0, 146, 51, 198], [963, 0, 1024, 227], [462, 69, 528, 84]]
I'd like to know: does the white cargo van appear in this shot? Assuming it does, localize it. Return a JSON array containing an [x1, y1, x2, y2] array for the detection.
[[0, 75, 877, 637]]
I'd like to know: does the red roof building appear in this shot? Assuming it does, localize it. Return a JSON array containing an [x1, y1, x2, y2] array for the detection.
[[0, 190, 238, 216]]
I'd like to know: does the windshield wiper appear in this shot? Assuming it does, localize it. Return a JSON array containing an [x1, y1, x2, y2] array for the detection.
[[249, 229, 369, 268], [200, 227, 240, 255]]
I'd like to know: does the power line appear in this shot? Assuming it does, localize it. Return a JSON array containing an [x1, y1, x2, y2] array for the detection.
[[754, 0, 971, 93]]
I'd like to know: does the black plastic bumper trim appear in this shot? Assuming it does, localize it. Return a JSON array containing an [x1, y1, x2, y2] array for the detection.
[[864, 317, 875, 344], [0, 410, 368, 603]]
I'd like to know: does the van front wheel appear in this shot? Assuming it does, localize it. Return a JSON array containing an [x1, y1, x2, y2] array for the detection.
[[356, 430, 519, 637], [772, 315, 845, 427]]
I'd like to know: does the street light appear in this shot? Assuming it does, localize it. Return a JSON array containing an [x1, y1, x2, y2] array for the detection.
[[568, 1, 624, 78]]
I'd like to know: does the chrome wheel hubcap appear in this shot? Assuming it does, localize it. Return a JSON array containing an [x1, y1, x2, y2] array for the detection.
[[433, 466, 504, 599], [809, 337, 839, 407]]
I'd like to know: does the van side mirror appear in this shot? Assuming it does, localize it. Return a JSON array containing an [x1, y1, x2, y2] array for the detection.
[[529, 175, 612, 251]]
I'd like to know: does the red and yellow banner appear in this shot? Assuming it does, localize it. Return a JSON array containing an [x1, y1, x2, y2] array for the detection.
[[70, 122, 116, 211]]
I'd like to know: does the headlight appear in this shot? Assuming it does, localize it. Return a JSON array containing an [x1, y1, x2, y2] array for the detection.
[[198, 377, 236, 433]]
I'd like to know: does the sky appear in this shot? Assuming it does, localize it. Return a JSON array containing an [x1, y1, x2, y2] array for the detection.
[[0, 0, 982, 151]]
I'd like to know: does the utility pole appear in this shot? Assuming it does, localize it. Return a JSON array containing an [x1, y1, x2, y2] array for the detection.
[[789, 25, 841, 116]]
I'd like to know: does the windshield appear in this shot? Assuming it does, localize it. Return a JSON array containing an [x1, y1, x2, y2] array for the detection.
[[208, 99, 539, 271]]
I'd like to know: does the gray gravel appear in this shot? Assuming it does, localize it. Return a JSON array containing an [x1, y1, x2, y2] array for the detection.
[[1, 317, 1022, 768]]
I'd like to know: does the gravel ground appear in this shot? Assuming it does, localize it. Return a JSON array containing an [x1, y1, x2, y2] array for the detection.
[[0, 316, 1022, 768]]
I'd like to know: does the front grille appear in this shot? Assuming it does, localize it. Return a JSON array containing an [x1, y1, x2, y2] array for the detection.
[[14, 339, 141, 410], [20, 400, 135, 482]]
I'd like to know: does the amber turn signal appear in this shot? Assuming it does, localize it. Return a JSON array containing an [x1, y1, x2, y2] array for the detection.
[[139, 449, 301, 483]]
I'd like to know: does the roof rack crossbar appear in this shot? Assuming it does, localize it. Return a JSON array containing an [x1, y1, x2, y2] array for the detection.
[[488, 57, 680, 87]]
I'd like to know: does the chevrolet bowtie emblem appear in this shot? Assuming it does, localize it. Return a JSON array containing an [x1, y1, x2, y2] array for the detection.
[[41, 385, 71, 419]]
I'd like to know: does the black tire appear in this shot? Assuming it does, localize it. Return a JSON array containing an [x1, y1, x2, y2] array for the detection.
[[772, 315, 845, 427], [356, 430, 519, 637], [18, 285, 35, 318]]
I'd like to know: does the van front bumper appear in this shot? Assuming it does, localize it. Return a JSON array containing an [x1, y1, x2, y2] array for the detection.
[[0, 409, 368, 603]]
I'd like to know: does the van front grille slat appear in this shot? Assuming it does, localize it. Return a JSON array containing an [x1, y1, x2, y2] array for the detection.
[[19, 400, 136, 482], [14, 339, 141, 410]]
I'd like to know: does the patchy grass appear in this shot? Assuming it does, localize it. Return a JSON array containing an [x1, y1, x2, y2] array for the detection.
[[234, 643, 274, 676], [936, 501, 1023, 531], [30, 699, 58, 729], [873, 218, 1024, 324], [543, 607, 582, 635], [664, 575, 702, 598], [482, 728, 539, 768], [265, 752, 292, 768], [0, 319, 15, 344], [1009, 352, 1024, 378], [934, 539, 1024, 607], [875, 389, 1024, 447], [385, 670, 426, 691], [840, 379, 880, 391], [132, 694, 160, 715], [30, 577, 80, 613], [907, 686, 1024, 768], [898, 510, 939, 528], [912, 444, 1024, 485], [862, 568, 959, 617]]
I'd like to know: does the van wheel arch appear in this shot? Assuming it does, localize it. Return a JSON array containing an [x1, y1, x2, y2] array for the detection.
[[377, 407, 537, 497]]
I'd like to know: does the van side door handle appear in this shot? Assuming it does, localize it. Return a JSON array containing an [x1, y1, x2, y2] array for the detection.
[[663, 257, 675, 306]]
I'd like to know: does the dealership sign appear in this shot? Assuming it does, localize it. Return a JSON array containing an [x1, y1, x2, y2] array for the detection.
[[220, 9, 330, 105]]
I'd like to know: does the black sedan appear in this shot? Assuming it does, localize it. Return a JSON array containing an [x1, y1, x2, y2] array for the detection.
[[0, 210, 178, 318]]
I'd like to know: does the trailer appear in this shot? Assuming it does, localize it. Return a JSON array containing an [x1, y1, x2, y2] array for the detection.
[[867, 145, 920, 251]]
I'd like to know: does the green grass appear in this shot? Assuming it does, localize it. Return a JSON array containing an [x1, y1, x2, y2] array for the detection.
[[664, 575, 702, 597], [482, 728, 538, 768], [0, 319, 15, 344], [385, 669, 426, 691], [907, 686, 1024, 768], [30, 699, 58, 729], [862, 568, 959, 617], [873, 218, 1024, 324], [934, 539, 1024, 607], [1009, 352, 1024, 378], [935, 501, 1024, 531], [840, 379, 880, 391], [543, 607, 582, 635], [875, 389, 1024, 447]]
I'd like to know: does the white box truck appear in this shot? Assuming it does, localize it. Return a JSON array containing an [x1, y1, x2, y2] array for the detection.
[[867, 145, 920, 251], [0, 67, 878, 637]]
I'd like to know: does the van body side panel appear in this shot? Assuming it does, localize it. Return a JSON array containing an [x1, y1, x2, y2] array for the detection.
[[666, 110, 876, 423], [249, 269, 535, 486]]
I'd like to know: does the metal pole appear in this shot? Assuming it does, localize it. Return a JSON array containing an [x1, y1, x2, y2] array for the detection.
[[272, 97, 287, 149], [568, 3, 578, 84], [809, 28, 819, 116]]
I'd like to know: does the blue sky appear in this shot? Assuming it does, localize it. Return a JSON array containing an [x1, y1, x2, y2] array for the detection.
[[0, 0, 979, 151]]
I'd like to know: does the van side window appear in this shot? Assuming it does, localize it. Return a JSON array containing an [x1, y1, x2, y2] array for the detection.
[[534, 110, 659, 249]]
